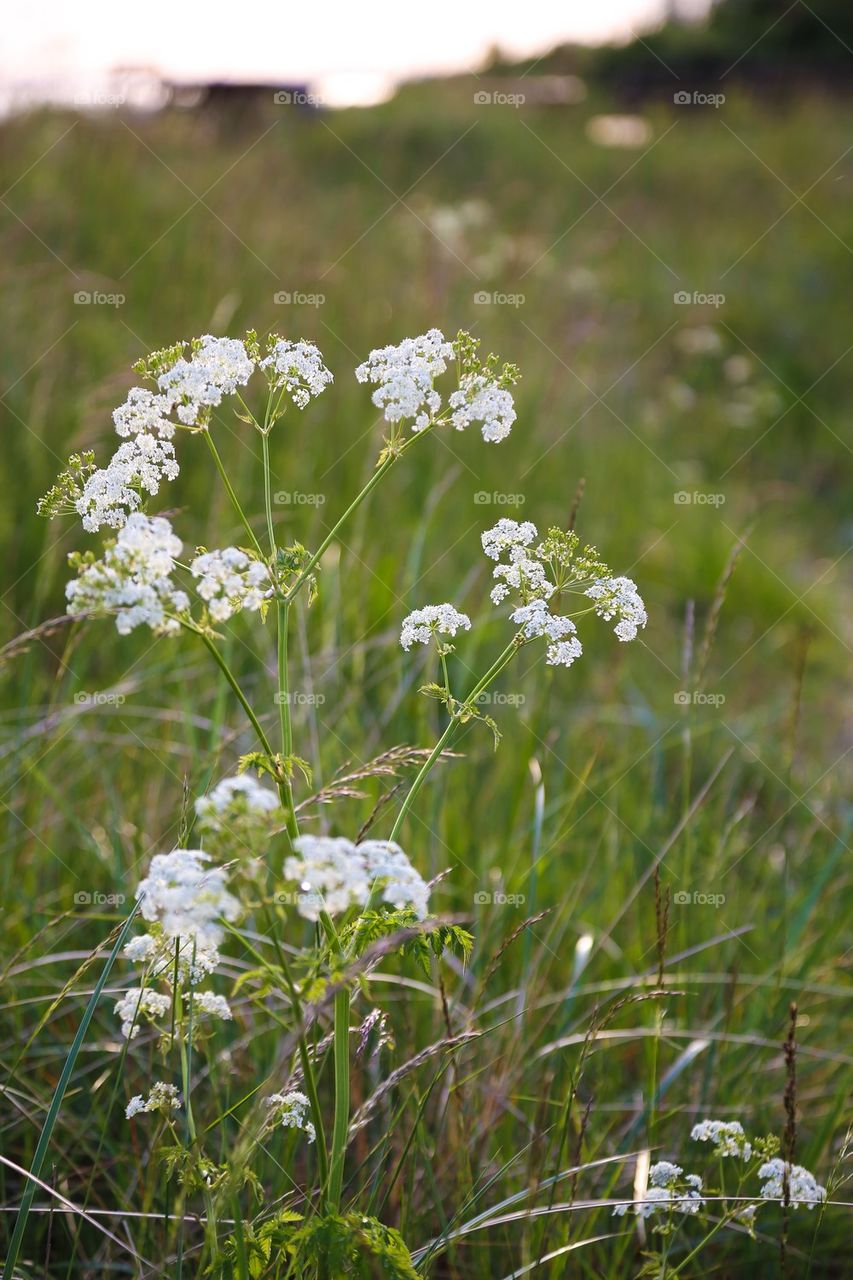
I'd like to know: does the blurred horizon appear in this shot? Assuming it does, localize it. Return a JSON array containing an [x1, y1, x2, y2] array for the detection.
[[3, 0, 712, 109]]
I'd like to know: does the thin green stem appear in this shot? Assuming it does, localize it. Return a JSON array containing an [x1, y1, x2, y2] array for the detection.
[[261, 430, 277, 556], [328, 987, 351, 1212], [285, 430, 428, 606], [389, 636, 521, 842], [203, 431, 264, 558], [193, 628, 274, 756], [277, 601, 299, 840]]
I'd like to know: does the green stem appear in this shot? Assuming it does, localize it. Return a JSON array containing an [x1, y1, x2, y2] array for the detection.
[[277, 601, 299, 840], [285, 430, 428, 606], [203, 430, 264, 558], [193, 629, 275, 756], [389, 637, 521, 842], [261, 430, 277, 556], [328, 986, 351, 1211]]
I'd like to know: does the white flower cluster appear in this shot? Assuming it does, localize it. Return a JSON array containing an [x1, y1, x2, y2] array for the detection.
[[449, 372, 516, 443], [355, 328, 453, 431], [158, 335, 254, 425], [124, 932, 221, 985], [399, 603, 472, 651], [613, 1161, 704, 1219], [757, 1159, 826, 1209], [136, 848, 240, 949], [125, 1081, 180, 1120], [191, 990, 233, 1021], [691, 1119, 752, 1159], [264, 1090, 316, 1143], [259, 339, 333, 408], [194, 773, 280, 855], [481, 519, 553, 605], [76, 435, 179, 532], [113, 386, 176, 440], [65, 513, 188, 636], [585, 575, 648, 642], [510, 600, 583, 668], [189, 547, 270, 622], [285, 835, 430, 922], [114, 988, 173, 1040]]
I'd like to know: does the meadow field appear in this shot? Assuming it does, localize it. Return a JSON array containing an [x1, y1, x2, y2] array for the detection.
[[0, 77, 851, 1276]]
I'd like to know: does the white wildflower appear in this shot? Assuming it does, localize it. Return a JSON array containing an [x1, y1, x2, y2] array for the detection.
[[264, 1090, 316, 1143], [125, 1081, 180, 1119], [124, 932, 220, 985], [259, 339, 333, 408], [114, 987, 173, 1039], [158, 335, 254, 425], [191, 990, 233, 1021], [481, 519, 538, 561], [195, 774, 282, 853], [510, 600, 583, 667], [113, 386, 176, 440], [355, 328, 453, 431], [189, 547, 270, 622], [449, 372, 516, 443], [690, 1119, 752, 1159], [76, 435, 179, 532], [284, 834, 430, 922], [399, 603, 471, 650], [585, 575, 647, 642], [613, 1163, 704, 1219], [136, 849, 240, 948], [65, 513, 189, 636], [757, 1159, 826, 1209]]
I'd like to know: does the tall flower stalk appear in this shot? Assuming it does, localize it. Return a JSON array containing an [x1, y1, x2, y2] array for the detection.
[[31, 323, 656, 1274]]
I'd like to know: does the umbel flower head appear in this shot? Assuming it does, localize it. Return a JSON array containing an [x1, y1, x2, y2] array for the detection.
[[76, 434, 179, 532], [156, 335, 255, 426], [757, 1159, 826, 1209], [125, 1081, 180, 1120], [399, 603, 472, 651], [264, 1090, 316, 1143], [356, 328, 453, 431], [691, 1118, 753, 1159], [613, 1161, 704, 1220], [356, 328, 519, 441], [195, 773, 283, 853], [135, 848, 240, 948], [65, 513, 188, 636], [284, 835, 430, 922], [189, 547, 271, 622], [481, 517, 647, 667], [259, 338, 334, 408], [124, 931, 221, 986]]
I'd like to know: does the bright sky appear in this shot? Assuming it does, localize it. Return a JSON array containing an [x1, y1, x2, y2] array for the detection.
[[3, 0, 689, 93]]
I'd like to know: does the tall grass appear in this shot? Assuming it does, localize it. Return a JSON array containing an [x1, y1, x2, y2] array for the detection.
[[0, 81, 850, 1274]]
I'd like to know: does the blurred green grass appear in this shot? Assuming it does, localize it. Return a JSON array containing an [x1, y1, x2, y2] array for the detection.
[[0, 82, 850, 1274]]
